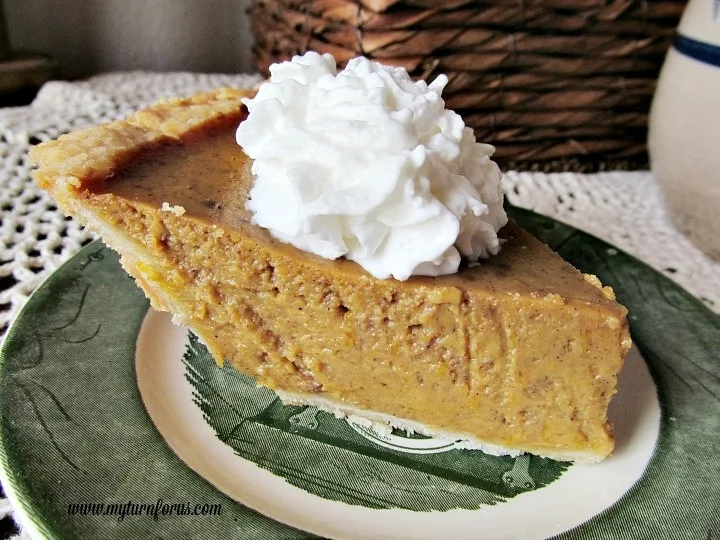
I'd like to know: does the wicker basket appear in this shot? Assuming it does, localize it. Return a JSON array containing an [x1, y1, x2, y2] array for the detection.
[[251, 0, 685, 169]]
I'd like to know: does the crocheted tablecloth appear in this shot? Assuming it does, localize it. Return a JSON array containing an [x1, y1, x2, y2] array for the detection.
[[0, 72, 719, 538]]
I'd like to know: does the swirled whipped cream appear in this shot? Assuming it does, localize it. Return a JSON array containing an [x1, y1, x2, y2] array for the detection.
[[236, 51, 507, 280]]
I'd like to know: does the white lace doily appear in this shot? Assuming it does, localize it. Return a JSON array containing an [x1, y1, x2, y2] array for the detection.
[[0, 71, 719, 538]]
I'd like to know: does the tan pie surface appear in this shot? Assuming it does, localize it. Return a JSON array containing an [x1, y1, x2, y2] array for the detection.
[[31, 89, 631, 462]]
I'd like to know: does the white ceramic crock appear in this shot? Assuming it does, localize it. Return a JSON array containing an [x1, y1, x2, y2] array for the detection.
[[648, 0, 720, 260]]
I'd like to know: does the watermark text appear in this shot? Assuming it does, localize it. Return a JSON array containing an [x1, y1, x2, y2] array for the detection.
[[67, 499, 222, 522]]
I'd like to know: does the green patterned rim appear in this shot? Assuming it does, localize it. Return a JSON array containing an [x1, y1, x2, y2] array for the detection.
[[0, 206, 718, 539]]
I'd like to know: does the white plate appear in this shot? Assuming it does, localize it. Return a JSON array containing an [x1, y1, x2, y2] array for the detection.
[[137, 308, 660, 540]]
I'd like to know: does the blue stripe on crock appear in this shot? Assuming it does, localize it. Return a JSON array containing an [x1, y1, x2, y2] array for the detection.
[[674, 34, 720, 68]]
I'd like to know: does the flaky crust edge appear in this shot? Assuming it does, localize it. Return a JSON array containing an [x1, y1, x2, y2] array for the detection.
[[30, 88, 253, 192]]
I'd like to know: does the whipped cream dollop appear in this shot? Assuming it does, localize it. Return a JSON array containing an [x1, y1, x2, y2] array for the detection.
[[236, 51, 507, 280]]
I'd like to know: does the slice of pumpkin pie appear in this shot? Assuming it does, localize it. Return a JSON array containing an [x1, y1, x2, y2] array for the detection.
[[31, 84, 630, 464]]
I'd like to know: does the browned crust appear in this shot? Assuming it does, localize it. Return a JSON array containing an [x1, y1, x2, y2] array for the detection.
[[31, 88, 253, 191]]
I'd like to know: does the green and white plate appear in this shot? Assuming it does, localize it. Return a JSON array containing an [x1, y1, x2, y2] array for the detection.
[[1, 207, 719, 539]]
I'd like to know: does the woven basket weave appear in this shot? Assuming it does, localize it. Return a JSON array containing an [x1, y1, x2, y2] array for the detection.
[[251, 0, 685, 169]]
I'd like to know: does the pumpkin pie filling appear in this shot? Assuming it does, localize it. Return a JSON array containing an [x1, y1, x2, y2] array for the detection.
[[31, 89, 631, 462]]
